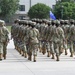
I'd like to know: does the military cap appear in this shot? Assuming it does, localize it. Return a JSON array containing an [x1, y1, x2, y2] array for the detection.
[[18, 20, 23, 25], [70, 19, 74, 24], [51, 20, 56, 25], [0, 20, 5, 26], [23, 20, 28, 25], [60, 20, 64, 24], [64, 20, 68, 24], [42, 19, 47, 23], [31, 22, 36, 27], [48, 21, 51, 25], [36, 19, 39, 23], [14, 19, 20, 23], [28, 21, 32, 25], [32, 18, 37, 22], [55, 20, 60, 25]]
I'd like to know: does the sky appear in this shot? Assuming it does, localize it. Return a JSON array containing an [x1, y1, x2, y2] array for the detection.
[[31, 0, 56, 8]]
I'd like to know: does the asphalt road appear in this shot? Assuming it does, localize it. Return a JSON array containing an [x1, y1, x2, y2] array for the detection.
[[0, 40, 75, 75]]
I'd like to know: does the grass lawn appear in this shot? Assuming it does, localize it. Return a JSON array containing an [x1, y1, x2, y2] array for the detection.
[[6, 26, 11, 32]]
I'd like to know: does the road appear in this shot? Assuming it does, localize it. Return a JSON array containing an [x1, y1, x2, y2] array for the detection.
[[0, 39, 75, 75]]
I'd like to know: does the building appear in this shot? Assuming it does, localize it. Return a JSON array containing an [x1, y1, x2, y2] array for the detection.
[[10, 0, 55, 24]]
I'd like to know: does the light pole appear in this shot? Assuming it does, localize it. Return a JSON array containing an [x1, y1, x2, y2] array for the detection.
[[30, 0, 31, 8], [61, 5, 64, 19], [59, 0, 64, 19]]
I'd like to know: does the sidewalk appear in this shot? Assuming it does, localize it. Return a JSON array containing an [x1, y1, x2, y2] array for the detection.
[[0, 40, 75, 75]]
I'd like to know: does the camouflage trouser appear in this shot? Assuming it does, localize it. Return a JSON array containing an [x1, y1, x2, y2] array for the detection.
[[63, 41, 67, 50], [69, 41, 75, 53], [39, 40, 42, 48], [53, 42, 59, 56], [46, 42, 50, 52], [42, 41, 47, 54], [49, 41, 55, 54], [26, 44, 30, 54], [19, 41, 27, 52], [0, 42, 3, 54], [13, 39, 17, 47], [29, 43, 39, 56], [53, 41, 63, 56], [24, 42, 27, 53], [3, 42, 7, 55]]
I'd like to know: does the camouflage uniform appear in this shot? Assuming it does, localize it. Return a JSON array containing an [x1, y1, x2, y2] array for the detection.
[[64, 20, 70, 55], [11, 19, 20, 49], [2, 26, 9, 59], [40, 20, 47, 55], [28, 22, 39, 62], [0, 20, 9, 60], [53, 20, 65, 61], [69, 20, 75, 57], [45, 21, 52, 57]]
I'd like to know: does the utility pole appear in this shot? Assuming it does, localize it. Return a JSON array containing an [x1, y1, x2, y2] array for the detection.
[[30, 0, 31, 8]]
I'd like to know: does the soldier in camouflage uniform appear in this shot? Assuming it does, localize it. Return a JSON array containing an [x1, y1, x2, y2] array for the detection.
[[11, 19, 20, 50], [53, 20, 65, 61], [60, 20, 68, 55], [28, 22, 39, 62], [64, 20, 70, 55], [40, 19, 47, 55], [25, 21, 32, 60], [45, 21, 52, 57], [49, 20, 56, 59], [69, 19, 75, 57], [0, 20, 9, 60]]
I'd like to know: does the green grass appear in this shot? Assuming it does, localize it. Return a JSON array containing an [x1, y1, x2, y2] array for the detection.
[[6, 26, 11, 32]]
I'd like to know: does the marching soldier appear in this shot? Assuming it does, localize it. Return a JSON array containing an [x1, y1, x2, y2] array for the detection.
[[69, 19, 75, 57], [64, 20, 70, 55], [53, 20, 65, 61], [0, 20, 9, 60], [28, 22, 39, 62]]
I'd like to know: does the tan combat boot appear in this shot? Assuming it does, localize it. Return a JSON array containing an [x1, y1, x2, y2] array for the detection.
[[70, 52, 73, 57], [0, 54, 2, 61], [3, 54, 6, 59], [47, 51, 51, 57], [65, 49, 68, 55], [56, 55, 59, 61], [33, 55, 36, 62], [28, 54, 30, 60], [29, 55, 32, 61], [42, 48, 46, 55], [51, 54, 55, 59], [21, 50, 24, 56], [24, 52, 27, 58], [39, 47, 42, 53]]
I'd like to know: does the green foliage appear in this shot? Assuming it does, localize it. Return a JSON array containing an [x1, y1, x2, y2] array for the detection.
[[61, 0, 75, 2], [0, 0, 19, 19], [28, 3, 51, 19], [53, 2, 75, 19]]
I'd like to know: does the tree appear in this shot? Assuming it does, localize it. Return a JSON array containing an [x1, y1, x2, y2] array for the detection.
[[0, 0, 19, 20], [53, 2, 75, 19], [57, 0, 75, 2], [28, 3, 51, 19], [61, 0, 75, 2]]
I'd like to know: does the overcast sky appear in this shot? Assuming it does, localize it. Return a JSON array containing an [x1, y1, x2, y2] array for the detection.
[[31, 0, 56, 8]]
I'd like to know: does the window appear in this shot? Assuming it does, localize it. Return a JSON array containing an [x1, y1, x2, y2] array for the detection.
[[19, 16, 26, 20], [19, 5, 25, 11]]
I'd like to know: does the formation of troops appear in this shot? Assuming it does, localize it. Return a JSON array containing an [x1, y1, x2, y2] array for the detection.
[[11, 18, 75, 62], [0, 18, 75, 62]]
